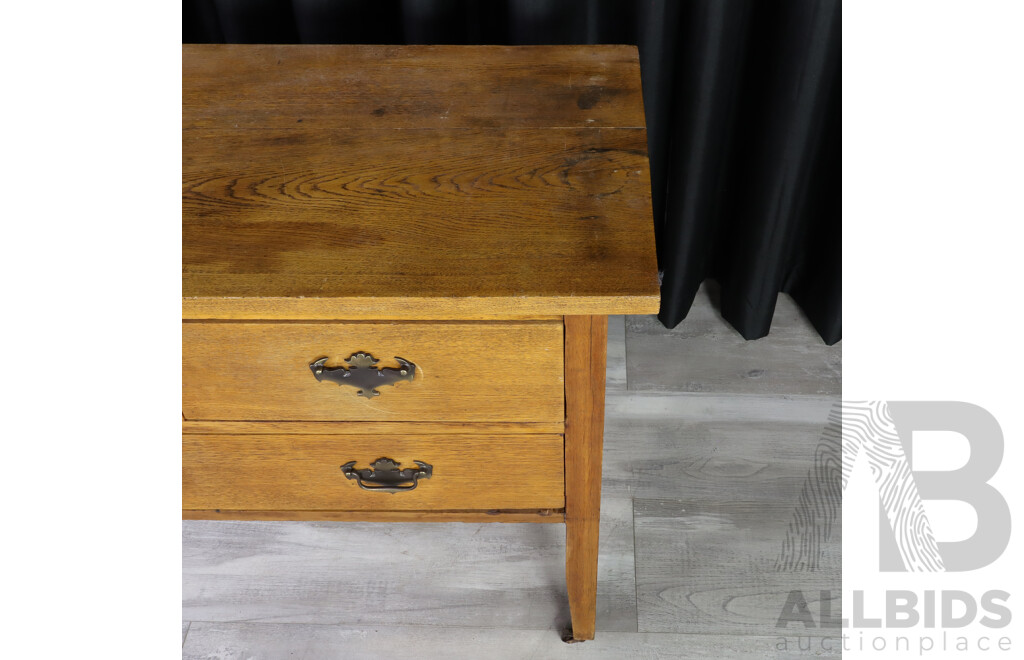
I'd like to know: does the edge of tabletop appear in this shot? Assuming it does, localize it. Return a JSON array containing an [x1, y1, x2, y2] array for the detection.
[[181, 295, 661, 320]]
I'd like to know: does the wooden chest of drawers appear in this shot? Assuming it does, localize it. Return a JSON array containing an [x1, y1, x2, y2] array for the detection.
[[182, 44, 659, 641]]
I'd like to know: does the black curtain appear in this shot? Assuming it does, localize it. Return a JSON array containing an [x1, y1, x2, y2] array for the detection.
[[184, 0, 841, 345]]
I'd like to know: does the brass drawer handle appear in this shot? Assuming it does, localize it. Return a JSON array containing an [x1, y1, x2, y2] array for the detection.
[[310, 352, 416, 398], [341, 457, 433, 493]]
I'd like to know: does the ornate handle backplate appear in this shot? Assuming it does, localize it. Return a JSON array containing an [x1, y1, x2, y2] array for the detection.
[[310, 352, 416, 398], [340, 457, 433, 493]]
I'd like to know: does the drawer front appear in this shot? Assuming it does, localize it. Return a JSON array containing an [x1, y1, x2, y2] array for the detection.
[[182, 321, 564, 422], [182, 434, 564, 511]]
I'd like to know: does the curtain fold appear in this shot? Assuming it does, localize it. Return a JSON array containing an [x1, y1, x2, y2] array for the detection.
[[183, 0, 841, 344]]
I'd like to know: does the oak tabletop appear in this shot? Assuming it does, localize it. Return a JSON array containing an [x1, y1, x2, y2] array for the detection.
[[183, 45, 659, 319]]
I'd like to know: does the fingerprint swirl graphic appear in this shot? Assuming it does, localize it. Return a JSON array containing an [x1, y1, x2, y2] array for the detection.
[[774, 403, 842, 572], [842, 401, 944, 572], [777, 401, 945, 572]]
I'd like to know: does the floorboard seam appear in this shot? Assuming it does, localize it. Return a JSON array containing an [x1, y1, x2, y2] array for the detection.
[[614, 390, 840, 403], [182, 621, 191, 648], [185, 621, 829, 639]]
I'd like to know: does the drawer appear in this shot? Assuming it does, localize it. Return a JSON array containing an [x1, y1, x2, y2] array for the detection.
[[182, 321, 564, 422], [182, 434, 565, 511]]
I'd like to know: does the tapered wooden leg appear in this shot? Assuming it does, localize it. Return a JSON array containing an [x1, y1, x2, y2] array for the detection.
[[562, 315, 607, 642]]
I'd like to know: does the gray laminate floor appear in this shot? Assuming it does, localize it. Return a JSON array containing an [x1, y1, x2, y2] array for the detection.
[[183, 284, 841, 659]]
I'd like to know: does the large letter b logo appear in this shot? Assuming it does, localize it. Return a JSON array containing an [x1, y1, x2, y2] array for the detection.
[[843, 402, 1010, 572]]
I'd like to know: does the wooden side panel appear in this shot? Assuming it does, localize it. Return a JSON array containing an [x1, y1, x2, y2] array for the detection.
[[563, 315, 608, 641], [182, 321, 564, 422], [183, 434, 565, 511]]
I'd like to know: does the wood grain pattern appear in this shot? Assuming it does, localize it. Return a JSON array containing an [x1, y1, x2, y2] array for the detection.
[[185, 313, 562, 321], [598, 393, 840, 638], [624, 286, 841, 395], [634, 498, 841, 636], [183, 434, 564, 511], [183, 128, 659, 316], [183, 45, 646, 130], [182, 321, 563, 422], [183, 509, 564, 523], [183, 519, 573, 630], [182, 45, 660, 318], [183, 295, 658, 320], [601, 393, 837, 503], [182, 498, 640, 632], [183, 420, 565, 435], [563, 315, 608, 641]]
